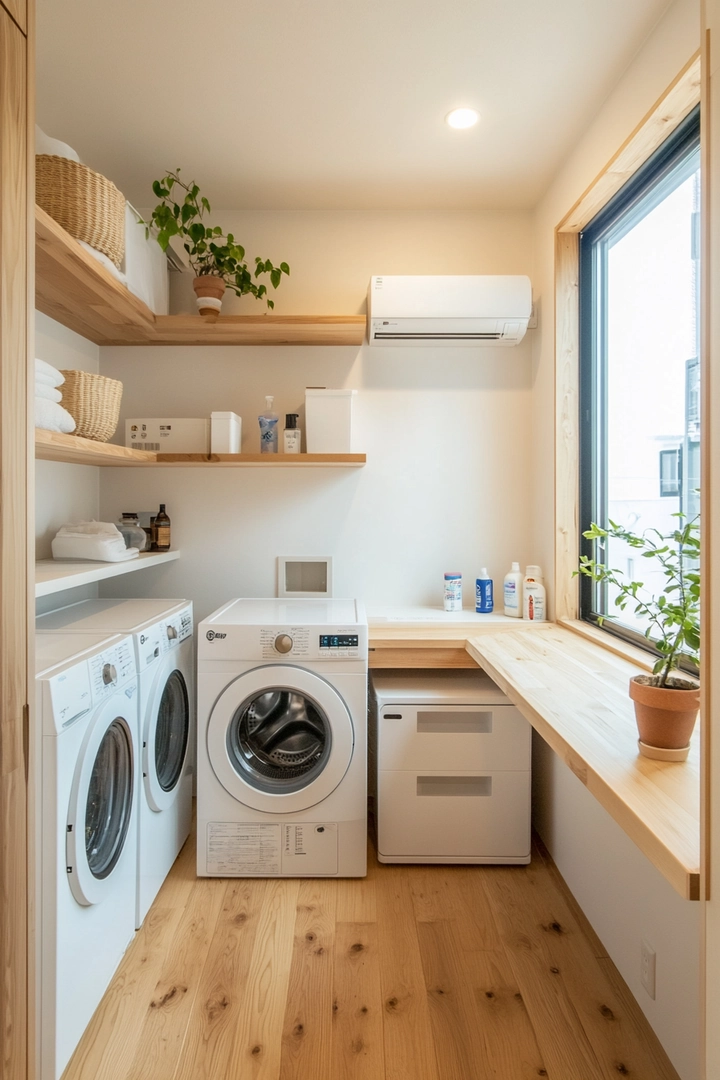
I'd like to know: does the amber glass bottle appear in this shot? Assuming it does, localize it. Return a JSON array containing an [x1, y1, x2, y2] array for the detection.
[[155, 503, 171, 551]]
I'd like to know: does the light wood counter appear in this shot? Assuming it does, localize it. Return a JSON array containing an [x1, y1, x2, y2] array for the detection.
[[367, 616, 700, 900]]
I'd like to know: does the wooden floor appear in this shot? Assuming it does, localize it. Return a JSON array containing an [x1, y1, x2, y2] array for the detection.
[[62, 829, 681, 1080]]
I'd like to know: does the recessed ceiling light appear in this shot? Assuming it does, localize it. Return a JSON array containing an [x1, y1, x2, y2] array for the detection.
[[445, 107, 480, 130]]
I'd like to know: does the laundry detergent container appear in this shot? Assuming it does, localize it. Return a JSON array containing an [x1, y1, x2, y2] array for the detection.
[[305, 388, 357, 453]]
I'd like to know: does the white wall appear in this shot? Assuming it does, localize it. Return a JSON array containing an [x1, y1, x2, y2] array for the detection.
[[98, 211, 535, 621], [530, 2, 701, 1077]]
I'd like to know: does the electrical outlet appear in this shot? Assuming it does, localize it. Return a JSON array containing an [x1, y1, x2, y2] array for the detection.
[[641, 939, 656, 999], [527, 302, 538, 330]]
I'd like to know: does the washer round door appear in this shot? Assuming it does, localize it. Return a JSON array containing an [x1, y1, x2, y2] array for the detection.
[[144, 660, 191, 813], [66, 697, 135, 906], [206, 665, 354, 813]]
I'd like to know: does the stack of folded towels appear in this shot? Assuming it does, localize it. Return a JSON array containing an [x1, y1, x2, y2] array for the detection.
[[35, 358, 76, 434], [51, 521, 140, 563]]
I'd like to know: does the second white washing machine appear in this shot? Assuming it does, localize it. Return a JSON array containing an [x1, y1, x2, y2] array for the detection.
[[36, 631, 139, 1080], [197, 598, 368, 878], [37, 598, 194, 926]]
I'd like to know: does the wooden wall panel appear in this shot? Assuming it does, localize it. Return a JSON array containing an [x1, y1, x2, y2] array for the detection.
[[0, 0, 26, 34], [0, 7, 28, 1080]]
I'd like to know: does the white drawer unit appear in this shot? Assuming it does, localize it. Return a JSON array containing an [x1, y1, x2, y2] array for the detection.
[[371, 670, 531, 864]]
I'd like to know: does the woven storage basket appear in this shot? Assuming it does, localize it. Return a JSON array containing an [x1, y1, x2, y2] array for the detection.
[[60, 370, 123, 442], [36, 155, 125, 267]]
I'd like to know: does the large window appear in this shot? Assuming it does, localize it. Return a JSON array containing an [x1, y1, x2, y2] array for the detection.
[[579, 107, 700, 651]]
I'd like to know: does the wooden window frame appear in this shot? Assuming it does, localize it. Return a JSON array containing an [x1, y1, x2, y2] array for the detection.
[[554, 51, 701, 627]]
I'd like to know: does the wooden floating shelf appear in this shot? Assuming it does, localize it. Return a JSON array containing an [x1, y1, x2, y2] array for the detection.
[[35, 551, 180, 597], [35, 205, 366, 347], [35, 430, 365, 468]]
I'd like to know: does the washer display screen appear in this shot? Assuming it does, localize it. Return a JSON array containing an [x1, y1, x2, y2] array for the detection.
[[319, 635, 358, 648]]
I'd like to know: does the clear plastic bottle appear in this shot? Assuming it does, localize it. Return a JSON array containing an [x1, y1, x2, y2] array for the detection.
[[117, 512, 148, 551], [503, 561, 523, 617], [259, 395, 279, 453]]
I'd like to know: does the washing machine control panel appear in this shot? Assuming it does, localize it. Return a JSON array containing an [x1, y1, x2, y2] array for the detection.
[[162, 608, 193, 651], [88, 639, 136, 700], [253, 625, 364, 660]]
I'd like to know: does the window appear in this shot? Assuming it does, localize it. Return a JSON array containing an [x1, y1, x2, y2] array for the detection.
[[579, 106, 700, 650]]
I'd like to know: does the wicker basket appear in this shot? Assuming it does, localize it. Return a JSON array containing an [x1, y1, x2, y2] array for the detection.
[[60, 370, 123, 442], [36, 155, 125, 267]]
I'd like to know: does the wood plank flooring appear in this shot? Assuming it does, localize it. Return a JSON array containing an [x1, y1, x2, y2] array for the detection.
[[61, 829, 681, 1080]]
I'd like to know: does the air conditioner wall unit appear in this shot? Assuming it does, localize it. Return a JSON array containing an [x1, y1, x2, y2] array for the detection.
[[367, 275, 532, 346]]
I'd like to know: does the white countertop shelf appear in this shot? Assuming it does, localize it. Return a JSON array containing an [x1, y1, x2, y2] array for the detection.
[[35, 550, 180, 597]]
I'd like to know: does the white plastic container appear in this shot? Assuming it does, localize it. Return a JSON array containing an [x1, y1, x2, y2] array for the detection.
[[503, 561, 523, 617], [443, 572, 462, 612], [125, 418, 209, 453], [523, 565, 546, 621], [305, 388, 357, 453], [211, 411, 242, 454]]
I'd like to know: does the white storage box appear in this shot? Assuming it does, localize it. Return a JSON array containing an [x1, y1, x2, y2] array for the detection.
[[305, 388, 357, 453], [371, 670, 531, 864], [211, 411, 242, 454], [125, 418, 209, 453]]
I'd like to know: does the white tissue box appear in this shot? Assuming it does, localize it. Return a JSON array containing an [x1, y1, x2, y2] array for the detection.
[[210, 411, 242, 454], [305, 389, 357, 453], [125, 418, 209, 453]]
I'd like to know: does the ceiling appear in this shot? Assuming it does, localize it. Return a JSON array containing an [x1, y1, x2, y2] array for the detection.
[[36, 0, 674, 212]]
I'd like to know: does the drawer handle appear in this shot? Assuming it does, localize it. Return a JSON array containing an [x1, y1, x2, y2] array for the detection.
[[416, 775, 492, 797], [417, 710, 493, 734]]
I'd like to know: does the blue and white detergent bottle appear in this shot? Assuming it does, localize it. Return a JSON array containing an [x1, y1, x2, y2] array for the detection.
[[258, 395, 279, 453], [475, 568, 494, 613]]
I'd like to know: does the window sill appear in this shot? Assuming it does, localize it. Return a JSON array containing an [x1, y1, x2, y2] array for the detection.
[[465, 623, 700, 900]]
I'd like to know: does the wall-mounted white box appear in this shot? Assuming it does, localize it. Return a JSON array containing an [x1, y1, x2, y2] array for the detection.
[[305, 388, 357, 453], [125, 418, 209, 453], [211, 411, 242, 454], [277, 556, 333, 598]]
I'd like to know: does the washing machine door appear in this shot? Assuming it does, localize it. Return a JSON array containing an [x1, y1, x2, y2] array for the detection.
[[66, 695, 136, 906], [143, 658, 190, 812], [207, 665, 354, 813]]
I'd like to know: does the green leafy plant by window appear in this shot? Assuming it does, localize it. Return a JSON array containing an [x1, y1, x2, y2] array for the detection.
[[143, 169, 289, 309], [575, 515, 700, 687]]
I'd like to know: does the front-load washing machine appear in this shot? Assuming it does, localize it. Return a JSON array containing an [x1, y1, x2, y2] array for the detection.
[[37, 598, 194, 927], [197, 598, 367, 878], [35, 631, 138, 1080]]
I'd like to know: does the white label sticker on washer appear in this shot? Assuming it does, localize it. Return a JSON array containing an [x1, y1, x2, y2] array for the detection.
[[206, 822, 281, 875]]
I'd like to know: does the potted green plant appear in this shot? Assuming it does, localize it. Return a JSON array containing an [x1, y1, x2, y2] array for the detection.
[[142, 169, 289, 316], [576, 515, 700, 760]]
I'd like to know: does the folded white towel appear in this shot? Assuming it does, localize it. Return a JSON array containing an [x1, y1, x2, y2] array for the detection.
[[35, 383, 62, 403], [35, 358, 65, 387], [51, 522, 139, 563], [77, 240, 128, 285], [35, 125, 81, 163], [35, 397, 76, 434]]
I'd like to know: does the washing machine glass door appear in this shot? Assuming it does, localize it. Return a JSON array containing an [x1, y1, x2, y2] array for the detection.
[[207, 665, 354, 814], [144, 661, 190, 812], [67, 696, 135, 906]]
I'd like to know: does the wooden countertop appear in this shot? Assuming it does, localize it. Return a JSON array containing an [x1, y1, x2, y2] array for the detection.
[[367, 617, 700, 900]]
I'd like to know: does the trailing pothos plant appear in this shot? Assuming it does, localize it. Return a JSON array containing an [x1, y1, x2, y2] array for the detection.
[[575, 515, 700, 688], [143, 169, 289, 308]]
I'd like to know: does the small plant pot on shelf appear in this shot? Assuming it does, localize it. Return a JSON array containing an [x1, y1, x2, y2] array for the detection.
[[193, 275, 226, 316], [629, 674, 700, 761]]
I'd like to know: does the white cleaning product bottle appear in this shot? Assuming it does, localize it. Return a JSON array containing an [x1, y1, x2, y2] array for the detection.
[[523, 565, 546, 621], [258, 395, 279, 453], [503, 561, 523, 618]]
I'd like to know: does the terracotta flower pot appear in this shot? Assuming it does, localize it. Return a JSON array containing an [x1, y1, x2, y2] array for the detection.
[[192, 275, 226, 316], [629, 675, 700, 761]]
